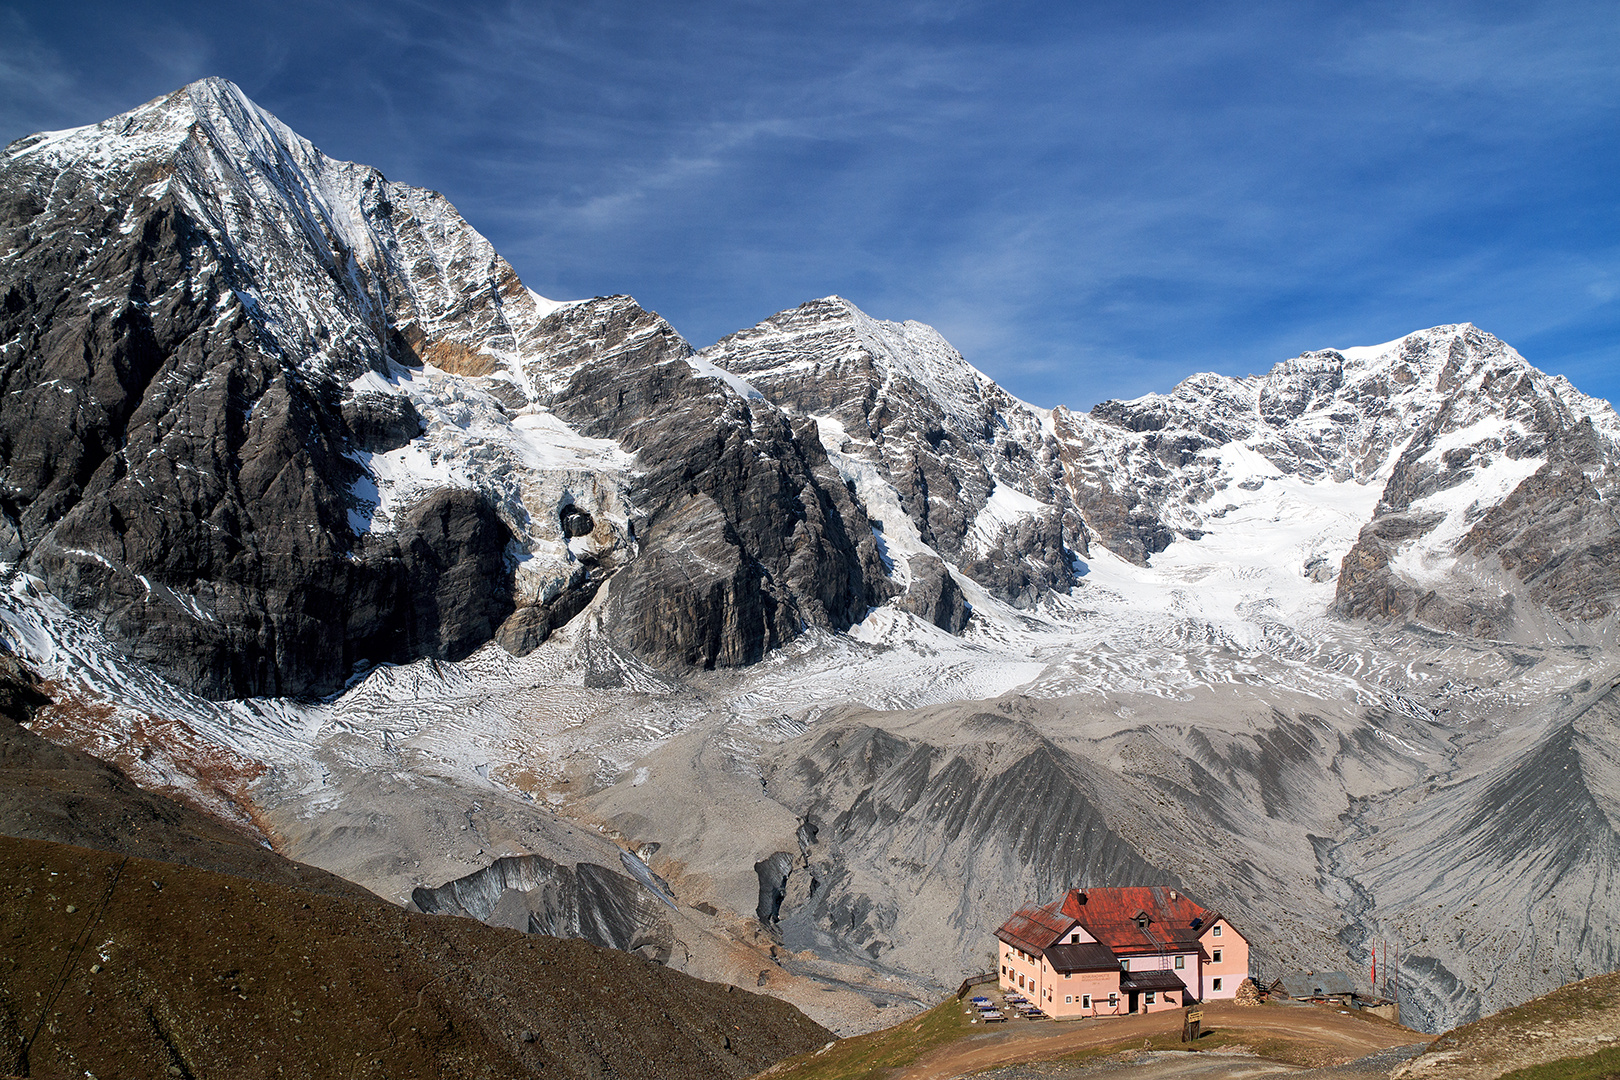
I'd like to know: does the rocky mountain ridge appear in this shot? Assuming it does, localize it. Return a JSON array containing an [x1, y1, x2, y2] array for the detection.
[[0, 79, 890, 698], [6, 80, 1619, 694], [3, 78, 1620, 1040]]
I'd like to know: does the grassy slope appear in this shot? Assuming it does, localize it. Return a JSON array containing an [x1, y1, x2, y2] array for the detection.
[[752, 998, 978, 1080]]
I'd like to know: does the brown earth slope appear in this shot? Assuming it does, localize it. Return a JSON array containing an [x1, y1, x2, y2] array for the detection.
[[0, 650, 832, 1079], [0, 649, 371, 899], [1394, 970, 1620, 1080], [0, 835, 831, 1079], [756, 993, 1421, 1080]]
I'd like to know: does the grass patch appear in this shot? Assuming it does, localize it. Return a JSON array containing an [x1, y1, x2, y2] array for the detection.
[[1049, 1027, 1308, 1067], [1499, 1046, 1620, 1080], [761, 998, 979, 1080]]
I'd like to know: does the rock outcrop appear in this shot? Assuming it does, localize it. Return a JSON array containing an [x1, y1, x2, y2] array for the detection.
[[411, 852, 678, 961], [528, 295, 892, 668], [699, 297, 1084, 610]]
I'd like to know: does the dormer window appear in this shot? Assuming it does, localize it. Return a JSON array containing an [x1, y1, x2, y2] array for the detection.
[[1134, 913, 1151, 931]]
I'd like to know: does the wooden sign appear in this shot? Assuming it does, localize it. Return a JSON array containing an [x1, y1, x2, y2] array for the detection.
[[1186, 1010, 1203, 1022]]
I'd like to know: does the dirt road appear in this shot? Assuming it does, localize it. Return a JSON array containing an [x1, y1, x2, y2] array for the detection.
[[899, 1001, 1423, 1080]]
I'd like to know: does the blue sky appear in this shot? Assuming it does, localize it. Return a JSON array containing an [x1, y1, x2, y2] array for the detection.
[[2, 1, 1616, 409]]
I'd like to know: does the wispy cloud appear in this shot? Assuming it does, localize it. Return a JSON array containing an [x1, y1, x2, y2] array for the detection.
[[3, 0, 1615, 409]]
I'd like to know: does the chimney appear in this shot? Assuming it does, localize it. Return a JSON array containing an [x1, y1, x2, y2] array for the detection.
[[1169, 889, 1178, 900]]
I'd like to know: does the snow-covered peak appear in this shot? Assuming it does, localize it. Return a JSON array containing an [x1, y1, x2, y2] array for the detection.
[[6, 78, 570, 390], [698, 296, 1027, 435], [694, 295, 1082, 610], [3, 78, 346, 208]]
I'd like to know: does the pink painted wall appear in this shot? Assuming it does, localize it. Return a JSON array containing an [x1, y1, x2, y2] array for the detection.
[[1049, 970, 1125, 1017], [1199, 920, 1250, 999], [997, 938, 1043, 996]]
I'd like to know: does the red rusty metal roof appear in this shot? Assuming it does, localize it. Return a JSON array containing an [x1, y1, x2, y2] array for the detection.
[[998, 887, 1239, 959], [993, 900, 1074, 953], [1059, 887, 1226, 954]]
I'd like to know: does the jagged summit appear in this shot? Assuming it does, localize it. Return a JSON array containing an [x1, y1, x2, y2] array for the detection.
[[701, 295, 1084, 612], [5, 77, 266, 167], [706, 296, 1016, 428], [7, 81, 1620, 1040], [0, 79, 887, 696]]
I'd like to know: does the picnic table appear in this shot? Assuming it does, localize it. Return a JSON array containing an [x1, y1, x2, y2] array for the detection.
[[980, 1010, 1007, 1022]]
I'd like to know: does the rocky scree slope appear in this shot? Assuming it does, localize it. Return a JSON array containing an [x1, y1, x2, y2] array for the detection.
[[583, 682, 1448, 994], [0, 79, 889, 698], [1326, 664, 1620, 1033], [0, 647, 833, 1080]]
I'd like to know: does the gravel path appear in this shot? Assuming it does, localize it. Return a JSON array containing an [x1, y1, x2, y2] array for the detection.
[[897, 1001, 1421, 1080]]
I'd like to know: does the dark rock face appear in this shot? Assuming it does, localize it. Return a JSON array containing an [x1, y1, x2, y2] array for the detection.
[[558, 502, 594, 538], [0, 81, 529, 698], [0, 82, 892, 694], [897, 553, 970, 633], [527, 296, 893, 668], [342, 391, 421, 453]]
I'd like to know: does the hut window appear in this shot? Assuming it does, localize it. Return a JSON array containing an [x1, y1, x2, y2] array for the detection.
[[1175, 955, 1185, 969], [1213, 978, 1223, 991], [1212, 924, 1222, 937], [1082, 994, 1092, 1008]]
